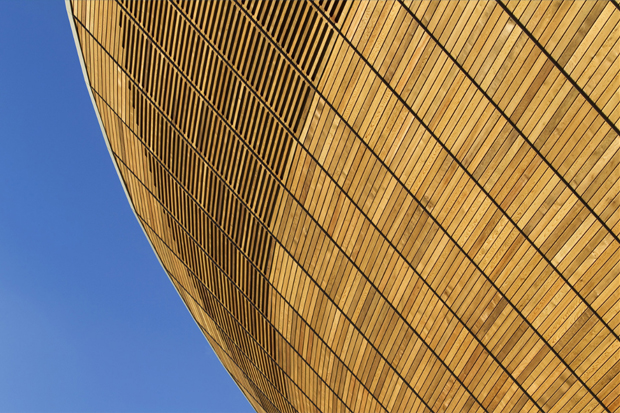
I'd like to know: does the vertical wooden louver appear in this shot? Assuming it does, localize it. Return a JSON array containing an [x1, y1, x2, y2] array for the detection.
[[68, 1, 619, 412]]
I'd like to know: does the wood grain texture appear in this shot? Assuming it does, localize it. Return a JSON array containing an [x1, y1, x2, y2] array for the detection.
[[69, 1, 619, 412]]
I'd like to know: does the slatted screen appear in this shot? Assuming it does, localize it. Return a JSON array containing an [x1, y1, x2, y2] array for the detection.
[[68, 1, 619, 412]]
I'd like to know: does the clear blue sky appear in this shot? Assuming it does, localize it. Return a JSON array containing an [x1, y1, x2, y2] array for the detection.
[[0, 2, 252, 412]]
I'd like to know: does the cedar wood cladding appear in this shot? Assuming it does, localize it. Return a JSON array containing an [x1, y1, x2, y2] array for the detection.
[[68, 1, 619, 412]]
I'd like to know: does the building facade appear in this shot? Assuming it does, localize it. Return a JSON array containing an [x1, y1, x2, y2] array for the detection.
[[68, 1, 619, 412]]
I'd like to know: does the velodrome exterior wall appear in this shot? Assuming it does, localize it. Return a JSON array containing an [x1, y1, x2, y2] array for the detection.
[[68, 1, 620, 412]]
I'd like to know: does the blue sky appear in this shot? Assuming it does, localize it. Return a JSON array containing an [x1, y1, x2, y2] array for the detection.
[[0, 2, 252, 412]]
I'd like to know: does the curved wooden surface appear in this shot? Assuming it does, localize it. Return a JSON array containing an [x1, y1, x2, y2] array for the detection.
[[69, 1, 619, 412]]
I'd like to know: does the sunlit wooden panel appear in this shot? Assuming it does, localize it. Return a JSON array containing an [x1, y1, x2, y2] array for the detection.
[[68, 1, 619, 412]]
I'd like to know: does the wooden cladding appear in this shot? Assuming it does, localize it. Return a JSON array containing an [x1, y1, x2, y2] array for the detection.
[[70, 1, 619, 412]]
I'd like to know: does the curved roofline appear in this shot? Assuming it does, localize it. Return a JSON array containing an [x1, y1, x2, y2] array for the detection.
[[63, 1, 246, 398]]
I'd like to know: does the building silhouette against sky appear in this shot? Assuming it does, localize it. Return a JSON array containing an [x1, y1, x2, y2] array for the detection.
[[68, 1, 620, 412]]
